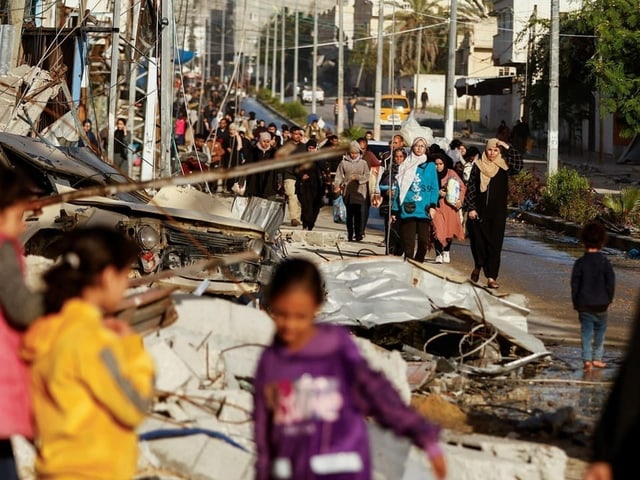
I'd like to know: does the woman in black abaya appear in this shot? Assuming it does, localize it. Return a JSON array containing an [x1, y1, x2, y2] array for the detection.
[[463, 138, 522, 289]]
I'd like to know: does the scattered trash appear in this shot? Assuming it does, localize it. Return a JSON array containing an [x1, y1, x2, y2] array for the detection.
[[627, 248, 640, 259]]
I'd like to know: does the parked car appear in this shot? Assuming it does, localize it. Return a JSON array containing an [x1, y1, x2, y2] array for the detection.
[[0, 133, 278, 297], [300, 85, 325, 105], [380, 94, 410, 127]]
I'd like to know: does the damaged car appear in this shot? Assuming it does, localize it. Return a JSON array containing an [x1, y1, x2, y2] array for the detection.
[[0, 133, 279, 296]]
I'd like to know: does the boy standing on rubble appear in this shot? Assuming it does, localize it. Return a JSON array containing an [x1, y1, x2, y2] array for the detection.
[[571, 222, 615, 371], [0, 167, 44, 480], [253, 258, 446, 480]]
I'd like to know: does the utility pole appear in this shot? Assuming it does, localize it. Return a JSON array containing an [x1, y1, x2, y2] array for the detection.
[[280, 4, 285, 103], [312, 0, 318, 113], [272, 13, 277, 96], [372, 0, 383, 139], [293, 4, 299, 101], [107, 0, 122, 164], [337, 0, 345, 134], [547, 0, 559, 174], [415, 26, 422, 110], [444, 0, 457, 140], [220, 3, 225, 81], [160, 0, 174, 176], [264, 20, 270, 90], [255, 33, 261, 91]]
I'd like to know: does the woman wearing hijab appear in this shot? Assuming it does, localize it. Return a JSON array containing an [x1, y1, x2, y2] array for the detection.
[[334, 141, 370, 241], [463, 138, 523, 288], [431, 153, 466, 264], [392, 137, 440, 262], [379, 148, 406, 256], [297, 140, 325, 231], [246, 132, 281, 199]]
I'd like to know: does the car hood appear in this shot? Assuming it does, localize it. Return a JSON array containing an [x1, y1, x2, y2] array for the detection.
[[70, 194, 265, 236]]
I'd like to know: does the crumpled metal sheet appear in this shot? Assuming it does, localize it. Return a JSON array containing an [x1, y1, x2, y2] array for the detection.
[[318, 257, 545, 355], [233, 196, 285, 242]]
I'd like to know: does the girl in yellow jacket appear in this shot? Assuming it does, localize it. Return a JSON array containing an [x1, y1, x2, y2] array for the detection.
[[22, 227, 155, 479]]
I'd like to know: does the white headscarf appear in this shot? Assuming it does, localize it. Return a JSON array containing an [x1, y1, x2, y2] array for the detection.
[[397, 137, 428, 204]]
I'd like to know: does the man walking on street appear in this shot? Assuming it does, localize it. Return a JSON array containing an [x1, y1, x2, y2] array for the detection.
[[407, 87, 416, 110], [420, 88, 429, 112], [283, 126, 306, 226]]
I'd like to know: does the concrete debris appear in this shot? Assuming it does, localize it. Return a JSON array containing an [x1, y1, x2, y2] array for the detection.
[[0, 65, 61, 135], [444, 431, 567, 480]]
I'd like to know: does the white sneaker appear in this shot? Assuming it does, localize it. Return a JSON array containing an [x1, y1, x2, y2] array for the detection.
[[434, 254, 443, 264], [443, 251, 451, 263]]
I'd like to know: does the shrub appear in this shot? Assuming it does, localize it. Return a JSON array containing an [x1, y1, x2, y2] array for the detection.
[[602, 187, 640, 225], [342, 126, 366, 141], [282, 101, 307, 124], [541, 168, 600, 224], [508, 168, 543, 209]]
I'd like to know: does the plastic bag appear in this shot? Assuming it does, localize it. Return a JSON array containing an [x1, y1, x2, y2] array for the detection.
[[445, 177, 460, 205], [399, 115, 434, 147], [333, 195, 347, 223]]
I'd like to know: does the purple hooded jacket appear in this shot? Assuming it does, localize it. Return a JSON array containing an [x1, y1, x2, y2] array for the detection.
[[253, 324, 441, 480]]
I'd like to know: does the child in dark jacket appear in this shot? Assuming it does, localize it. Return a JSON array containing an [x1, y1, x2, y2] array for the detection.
[[253, 258, 446, 480], [0, 166, 43, 479], [571, 222, 615, 371]]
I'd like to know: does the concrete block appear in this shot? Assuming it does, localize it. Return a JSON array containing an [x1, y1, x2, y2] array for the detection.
[[146, 341, 193, 392], [352, 335, 412, 404], [191, 436, 255, 480]]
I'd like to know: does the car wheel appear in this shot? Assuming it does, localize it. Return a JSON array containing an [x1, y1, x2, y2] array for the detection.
[[319, 101, 325, 106]]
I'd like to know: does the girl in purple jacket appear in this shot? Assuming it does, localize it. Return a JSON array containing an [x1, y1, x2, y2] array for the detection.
[[253, 258, 446, 480]]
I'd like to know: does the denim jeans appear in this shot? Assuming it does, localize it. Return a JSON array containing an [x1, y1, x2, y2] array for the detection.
[[579, 311, 608, 362]]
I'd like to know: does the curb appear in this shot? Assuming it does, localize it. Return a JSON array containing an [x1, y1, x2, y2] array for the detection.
[[508, 207, 640, 252]]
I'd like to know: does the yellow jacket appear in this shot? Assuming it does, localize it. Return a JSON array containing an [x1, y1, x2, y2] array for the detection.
[[22, 299, 155, 479]]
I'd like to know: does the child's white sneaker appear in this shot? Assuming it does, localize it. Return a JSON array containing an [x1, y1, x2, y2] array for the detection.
[[443, 251, 450, 263], [434, 254, 443, 264]]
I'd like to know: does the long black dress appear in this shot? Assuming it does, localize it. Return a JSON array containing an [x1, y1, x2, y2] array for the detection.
[[463, 147, 522, 280], [296, 163, 325, 230], [246, 146, 281, 199]]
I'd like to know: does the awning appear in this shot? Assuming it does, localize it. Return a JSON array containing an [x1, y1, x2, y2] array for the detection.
[[455, 76, 514, 97]]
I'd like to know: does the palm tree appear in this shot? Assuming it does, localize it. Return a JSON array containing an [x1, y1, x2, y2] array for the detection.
[[387, 0, 446, 76], [457, 0, 493, 22]]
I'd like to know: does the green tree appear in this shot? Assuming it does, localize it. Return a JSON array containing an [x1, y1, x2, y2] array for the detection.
[[387, 0, 446, 76], [581, 0, 640, 137], [525, 14, 595, 130]]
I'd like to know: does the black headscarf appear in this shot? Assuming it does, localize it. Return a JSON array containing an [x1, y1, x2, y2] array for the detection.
[[432, 152, 453, 182]]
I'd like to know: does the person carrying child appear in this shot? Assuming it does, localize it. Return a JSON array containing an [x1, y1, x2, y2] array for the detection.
[[253, 258, 446, 480], [21, 227, 155, 479], [571, 222, 615, 371], [0, 167, 44, 480]]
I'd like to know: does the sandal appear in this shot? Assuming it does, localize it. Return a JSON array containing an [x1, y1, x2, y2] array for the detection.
[[470, 268, 481, 283], [592, 361, 607, 369], [583, 361, 593, 371], [487, 278, 500, 289]]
